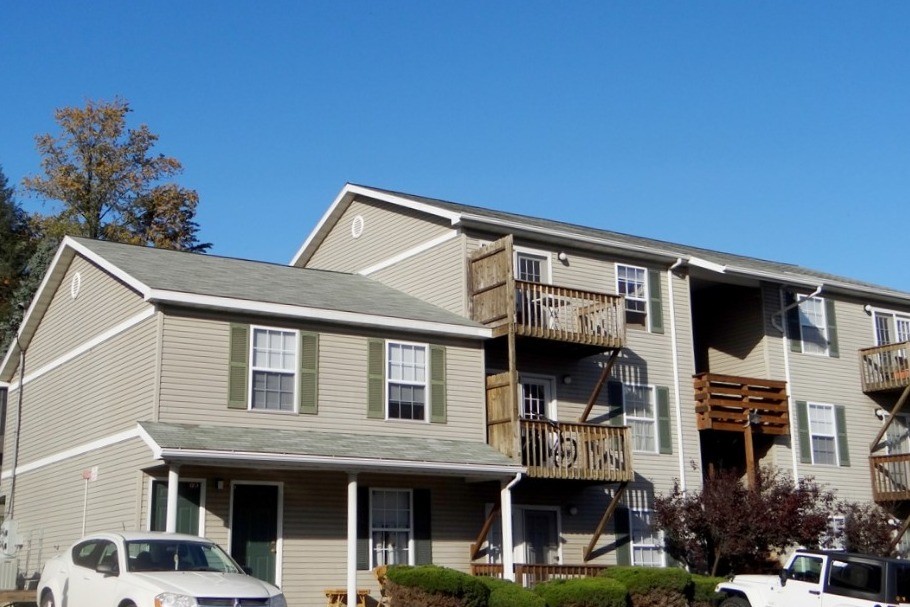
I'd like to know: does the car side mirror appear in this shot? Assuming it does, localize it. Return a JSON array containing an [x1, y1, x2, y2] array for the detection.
[[778, 568, 788, 587], [96, 562, 119, 576]]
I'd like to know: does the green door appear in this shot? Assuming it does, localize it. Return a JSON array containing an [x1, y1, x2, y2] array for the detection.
[[231, 484, 279, 584], [151, 481, 201, 535]]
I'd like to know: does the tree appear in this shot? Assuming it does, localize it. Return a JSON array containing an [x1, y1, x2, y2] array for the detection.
[[23, 98, 210, 252], [653, 468, 837, 576], [0, 165, 38, 349], [840, 501, 901, 556]]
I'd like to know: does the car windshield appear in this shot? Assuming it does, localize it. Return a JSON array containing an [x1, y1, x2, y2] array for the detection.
[[125, 539, 241, 573]]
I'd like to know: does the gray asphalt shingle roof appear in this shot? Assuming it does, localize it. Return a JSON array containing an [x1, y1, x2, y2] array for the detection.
[[359, 185, 901, 295], [140, 421, 520, 472], [73, 237, 482, 329]]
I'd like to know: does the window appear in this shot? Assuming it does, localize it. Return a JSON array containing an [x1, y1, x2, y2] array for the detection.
[[808, 403, 838, 465], [514, 249, 550, 284], [798, 296, 829, 355], [828, 559, 882, 594], [371, 489, 412, 566], [149, 480, 203, 535], [825, 516, 846, 550], [787, 554, 824, 583], [387, 342, 427, 421], [629, 509, 664, 567], [250, 326, 297, 411], [873, 311, 910, 345], [617, 264, 647, 315], [520, 375, 554, 420], [624, 384, 657, 453]]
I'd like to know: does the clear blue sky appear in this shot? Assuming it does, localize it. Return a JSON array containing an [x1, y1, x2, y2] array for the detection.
[[2, 2, 908, 291]]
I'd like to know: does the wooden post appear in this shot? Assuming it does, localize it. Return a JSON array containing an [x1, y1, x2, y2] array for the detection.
[[744, 424, 756, 490], [470, 503, 502, 560], [888, 510, 910, 553], [579, 349, 620, 423], [583, 481, 628, 562], [870, 384, 910, 452]]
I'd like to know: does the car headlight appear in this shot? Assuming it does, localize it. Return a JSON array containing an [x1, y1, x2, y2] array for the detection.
[[269, 594, 288, 607], [155, 593, 198, 607]]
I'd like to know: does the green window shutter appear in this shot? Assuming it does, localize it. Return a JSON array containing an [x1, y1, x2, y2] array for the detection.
[[648, 270, 664, 334], [228, 324, 249, 409], [657, 386, 672, 455], [367, 339, 386, 419], [614, 506, 631, 566], [835, 405, 850, 467], [298, 332, 318, 414], [785, 292, 803, 353], [607, 381, 624, 426], [357, 487, 370, 570], [796, 400, 812, 464], [413, 489, 432, 565], [825, 299, 839, 358], [429, 345, 447, 423]]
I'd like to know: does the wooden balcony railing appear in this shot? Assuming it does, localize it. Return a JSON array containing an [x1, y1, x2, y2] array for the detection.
[[471, 563, 608, 586], [870, 453, 910, 502], [468, 235, 625, 349], [693, 373, 789, 435], [860, 342, 910, 393]]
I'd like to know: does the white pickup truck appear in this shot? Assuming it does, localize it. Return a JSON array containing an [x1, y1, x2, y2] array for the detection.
[[716, 549, 910, 607]]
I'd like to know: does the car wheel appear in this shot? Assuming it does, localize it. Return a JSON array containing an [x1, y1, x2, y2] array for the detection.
[[720, 597, 750, 607], [40, 591, 55, 607]]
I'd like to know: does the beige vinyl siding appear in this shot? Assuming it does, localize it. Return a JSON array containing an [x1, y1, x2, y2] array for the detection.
[[24, 255, 151, 373], [369, 234, 468, 316], [157, 314, 487, 442], [697, 285, 768, 378], [8, 317, 158, 464], [306, 197, 455, 274], [7, 439, 155, 578]]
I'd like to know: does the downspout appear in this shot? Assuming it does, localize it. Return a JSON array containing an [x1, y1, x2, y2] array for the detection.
[[6, 335, 25, 521], [500, 472, 522, 582], [667, 259, 687, 491], [771, 284, 823, 482]]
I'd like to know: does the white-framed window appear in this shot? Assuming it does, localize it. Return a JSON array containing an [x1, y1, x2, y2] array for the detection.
[[514, 247, 551, 284], [250, 326, 297, 411], [824, 515, 846, 550], [798, 296, 829, 356], [630, 509, 665, 567], [387, 341, 428, 421], [808, 403, 838, 465], [520, 374, 556, 420], [617, 263, 648, 319], [624, 384, 657, 453], [873, 310, 910, 345], [886, 414, 910, 454], [371, 489, 412, 567]]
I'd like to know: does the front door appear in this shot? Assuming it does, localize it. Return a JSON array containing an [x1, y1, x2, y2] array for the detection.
[[522, 509, 559, 565], [231, 484, 279, 585]]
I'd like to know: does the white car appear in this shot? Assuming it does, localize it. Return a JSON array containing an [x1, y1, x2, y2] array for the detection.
[[37, 531, 287, 607]]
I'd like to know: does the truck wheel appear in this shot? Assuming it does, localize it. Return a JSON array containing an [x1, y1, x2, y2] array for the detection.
[[720, 597, 750, 607]]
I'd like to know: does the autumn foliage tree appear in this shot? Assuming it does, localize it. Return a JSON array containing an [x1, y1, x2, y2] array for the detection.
[[0, 165, 38, 347], [653, 467, 837, 576], [23, 97, 210, 252]]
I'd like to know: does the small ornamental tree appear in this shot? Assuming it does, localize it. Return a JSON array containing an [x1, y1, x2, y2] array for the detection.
[[654, 467, 837, 576], [839, 501, 901, 557]]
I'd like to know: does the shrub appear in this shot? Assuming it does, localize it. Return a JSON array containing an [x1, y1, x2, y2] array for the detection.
[[688, 575, 726, 607], [534, 577, 627, 607], [476, 577, 547, 607], [385, 565, 490, 607], [600, 566, 690, 607]]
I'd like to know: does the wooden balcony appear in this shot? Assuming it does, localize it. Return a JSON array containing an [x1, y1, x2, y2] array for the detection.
[[859, 342, 910, 393], [468, 236, 625, 350], [870, 453, 910, 502], [693, 373, 789, 435], [487, 373, 633, 482], [471, 563, 607, 586]]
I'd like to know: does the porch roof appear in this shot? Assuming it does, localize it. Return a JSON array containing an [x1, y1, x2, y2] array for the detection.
[[139, 421, 523, 479]]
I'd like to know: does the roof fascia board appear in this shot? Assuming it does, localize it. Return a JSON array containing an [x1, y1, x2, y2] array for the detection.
[[290, 184, 463, 267], [156, 446, 524, 477], [147, 289, 491, 339]]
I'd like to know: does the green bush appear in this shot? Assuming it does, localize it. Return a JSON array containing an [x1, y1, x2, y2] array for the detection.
[[475, 577, 547, 607], [386, 565, 490, 607], [599, 566, 691, 593], [688, 575, 726, 607], [533, 577, 627, 607]]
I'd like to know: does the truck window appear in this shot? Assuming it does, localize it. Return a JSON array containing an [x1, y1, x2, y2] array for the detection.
[[828, 559, 882, 594], [896, 564, 910, 603], [788, 555, 823, 584]]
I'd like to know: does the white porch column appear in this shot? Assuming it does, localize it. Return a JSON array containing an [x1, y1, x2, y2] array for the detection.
[[166, 463, 180, 533], [347, 473, 359, 605], [501, 474, 521, 582]]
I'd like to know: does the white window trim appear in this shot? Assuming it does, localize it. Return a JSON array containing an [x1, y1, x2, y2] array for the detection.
[[146, 477, 207, 537], [807, 402, 839, 466], [519, 373, 558, 420], [871, 309, 910, 346], [369, 488, 414, 568], [514, 246, 553, 284], [615, 263, 649, 317], [629, 508, 666, 567], [385, 340, 430, 423], [623, 383, 659, 454], [248, 325, 299, 414], [797, 295, 829, 357]]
